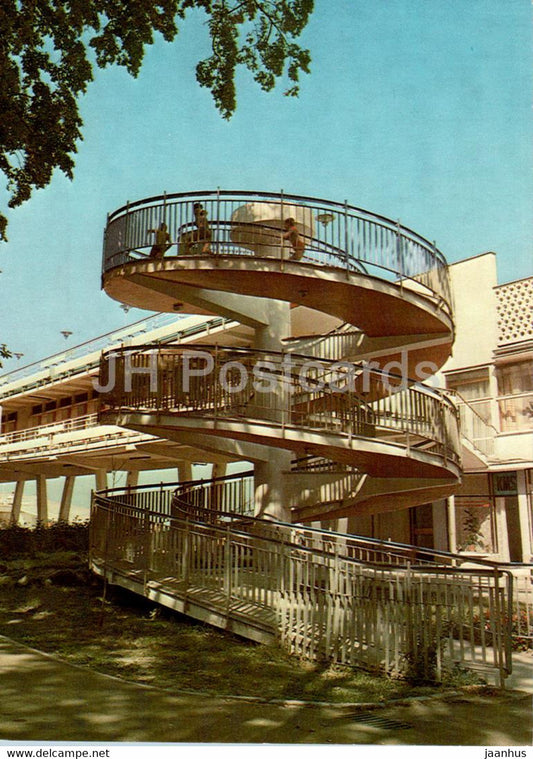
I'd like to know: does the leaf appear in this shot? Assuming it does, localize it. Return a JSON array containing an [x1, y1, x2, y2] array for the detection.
[[0, 1, 314, 239]]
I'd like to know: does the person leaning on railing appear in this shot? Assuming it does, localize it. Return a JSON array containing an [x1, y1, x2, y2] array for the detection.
[[282, 217, 305, 260], [178, 203, 213, 254], [147, 222, 172, 259]]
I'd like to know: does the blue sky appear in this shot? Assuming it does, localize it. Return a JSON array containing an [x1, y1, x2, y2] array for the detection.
[[0, 0, 531, 369]]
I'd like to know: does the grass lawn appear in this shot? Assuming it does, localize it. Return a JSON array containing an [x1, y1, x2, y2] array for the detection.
[[0, 550, 482, 703]]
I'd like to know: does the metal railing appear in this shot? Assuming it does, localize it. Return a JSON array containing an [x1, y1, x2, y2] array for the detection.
[[450, 393, 497, 459], [102, 190, 452, 317], [282, 324, 363, 362], [172, 471, 533, 650], [0, 314, 234, 401], [91, 483, 514, 684], [0, 413, 100, 445], [98, 344, 462, 471]]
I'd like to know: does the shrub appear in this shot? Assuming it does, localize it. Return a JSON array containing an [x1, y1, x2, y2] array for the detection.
[[0, 521, 89, 559]]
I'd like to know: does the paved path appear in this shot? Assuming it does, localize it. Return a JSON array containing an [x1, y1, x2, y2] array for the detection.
[[0, 637, 531, 745]]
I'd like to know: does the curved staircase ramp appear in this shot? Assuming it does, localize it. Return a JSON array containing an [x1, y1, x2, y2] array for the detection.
[[93, 191, 503, 682], [99, 191, 461, 515], [90, 477, 513, 685]]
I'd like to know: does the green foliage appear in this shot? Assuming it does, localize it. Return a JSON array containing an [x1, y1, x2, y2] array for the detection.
[[0, 343, 11, 367], [457, 507, 486, 552], [0, 0, 314, 239], [0, 521, 89, 558]]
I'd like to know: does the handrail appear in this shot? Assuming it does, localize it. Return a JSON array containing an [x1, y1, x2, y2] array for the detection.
[[93, 488, 509, 574], [98, 344, 462, 469], [0, 315, 235, 403], [91, 486, 516, 682], [101, 341, 459, 401], [102, 190, 452, 317], [0, 413, 100, 445], [107, 190, 447, 260], [94, 474, 523, 572], [446, 390, 498, 459]]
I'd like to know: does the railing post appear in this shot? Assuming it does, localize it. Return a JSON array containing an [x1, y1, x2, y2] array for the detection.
[[396, 219, 403, 294], [344, 199, 350, 278], [214, 343, 219, 424], [102, 212, 110, 275], [280, 189, 285, 268], [125, 200, 131, 259], [492, 567, 509, 688], [216, 186, 221, 257], [225, 522, 232, 615], [182, 518, 191, 591], [504, 570, 514, 684]]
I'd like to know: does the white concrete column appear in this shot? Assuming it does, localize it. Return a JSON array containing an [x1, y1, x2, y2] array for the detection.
[[495, 496, 510, 561], [446, 496, 457, 553], [253, 299, 293, 522], [10, 481, 25, 525], [177, 462, 192, 483], [254, 454, 292, 522], [126, 471, 139, 489], [58, 476, 75, 522], [254, 300, 291, 352], [95, 470, 108, 492], [36, 475, 48, 524], [516, 470, 532, 563]]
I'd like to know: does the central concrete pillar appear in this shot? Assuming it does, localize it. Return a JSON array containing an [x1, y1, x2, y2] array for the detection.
[[253, 299, 293, 522], [432, 499, 448, 552], [211, 462, 227, 480]]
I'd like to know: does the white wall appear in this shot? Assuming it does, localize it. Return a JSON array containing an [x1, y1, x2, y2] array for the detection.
[[444, 252, 498, 372]]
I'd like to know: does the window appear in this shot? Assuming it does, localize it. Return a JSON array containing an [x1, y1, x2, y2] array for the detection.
[[497, 360, 533, 395], [1, 411, 18, 434], [446, 368, 491, 424], [496, 360, 533, 432]]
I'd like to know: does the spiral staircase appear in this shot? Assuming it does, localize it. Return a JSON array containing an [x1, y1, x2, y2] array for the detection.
[[90, 190, 512, 683]]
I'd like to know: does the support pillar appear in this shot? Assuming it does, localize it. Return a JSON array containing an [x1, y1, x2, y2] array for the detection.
[[211, 463, 227, 481], [95, 470, 108, 492], [36, 475, 48, 524], [516, 470, 532, 563], [254, 454, 292, 522], [10, 481, 25, 525], [177, 462, 192, 483], [446, 495, 457, 553], [126, 471, 139, 489], [253, 299, 292, 522], [495, 497, 510, 561], [58, 476, 75, 523]]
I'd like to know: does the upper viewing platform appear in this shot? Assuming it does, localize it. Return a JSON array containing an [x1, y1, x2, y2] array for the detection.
[[102, 190, 455, 375]]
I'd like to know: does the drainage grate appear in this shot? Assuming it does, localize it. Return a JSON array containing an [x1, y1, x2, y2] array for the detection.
[[345, 713, 412, 730]]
